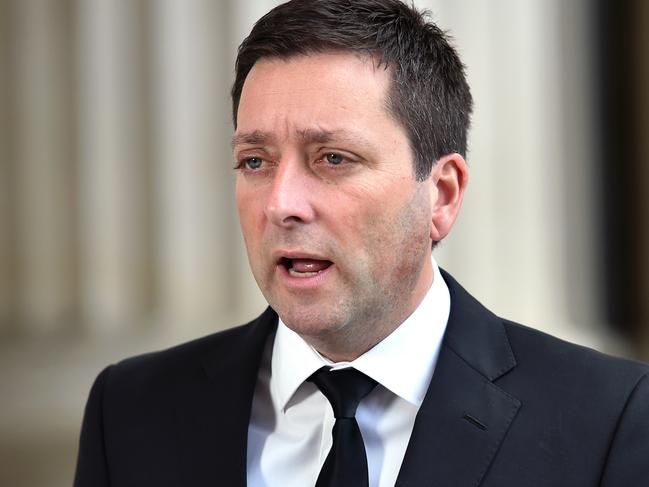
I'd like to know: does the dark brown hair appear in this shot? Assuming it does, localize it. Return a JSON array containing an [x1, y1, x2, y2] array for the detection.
[[232, 0, 473, 180]]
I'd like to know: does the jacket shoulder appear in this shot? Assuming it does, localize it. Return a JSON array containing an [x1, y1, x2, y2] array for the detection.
[[502, 319, 649, 386], [104, 307, 277, 396], [499, 318, 649, 434]]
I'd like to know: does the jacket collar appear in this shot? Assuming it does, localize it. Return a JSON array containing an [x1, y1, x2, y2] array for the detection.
[[176, 307, 278, 487], [395, 269, 521, 486], [440, 269, 517, 381]]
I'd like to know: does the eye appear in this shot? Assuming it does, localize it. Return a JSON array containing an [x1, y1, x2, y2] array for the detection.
[[244, 157, 263, 170], [325, 153, 344, 165]]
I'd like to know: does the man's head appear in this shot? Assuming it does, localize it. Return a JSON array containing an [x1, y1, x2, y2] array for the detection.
[[232, 0, 473, 181], [232, 0, 470, 361]]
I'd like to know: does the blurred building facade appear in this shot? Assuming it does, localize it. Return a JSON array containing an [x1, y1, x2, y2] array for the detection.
[[0, 1, 647, 486]]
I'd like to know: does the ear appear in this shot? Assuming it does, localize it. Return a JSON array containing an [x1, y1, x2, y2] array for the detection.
[[428, 153, 469, 241]]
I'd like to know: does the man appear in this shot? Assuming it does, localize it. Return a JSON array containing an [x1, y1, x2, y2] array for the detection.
[[74, 1, 649, 486]]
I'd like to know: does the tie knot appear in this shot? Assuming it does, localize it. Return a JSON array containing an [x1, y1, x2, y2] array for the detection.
[[308, 367, 378, 418]]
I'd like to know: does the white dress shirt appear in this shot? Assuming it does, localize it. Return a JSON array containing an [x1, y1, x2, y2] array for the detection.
[[247, 260, 451, 487]]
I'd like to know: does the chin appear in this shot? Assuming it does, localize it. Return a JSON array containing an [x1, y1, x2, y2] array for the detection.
[[276, 305, 347, 338]]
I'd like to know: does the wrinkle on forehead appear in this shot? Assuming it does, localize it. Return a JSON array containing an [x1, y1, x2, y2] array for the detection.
[[231, 127, 375, 151]]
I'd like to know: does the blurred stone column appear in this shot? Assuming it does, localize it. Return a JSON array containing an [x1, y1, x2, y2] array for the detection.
[[479, 0, 568, 335], [151, 0, 237, 335], [10, 0, 77, 333], [0, 0, 13, 331], [77, 0, 153, 333]]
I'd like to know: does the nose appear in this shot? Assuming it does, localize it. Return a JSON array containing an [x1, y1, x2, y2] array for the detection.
[[264, 158, 316, 227]]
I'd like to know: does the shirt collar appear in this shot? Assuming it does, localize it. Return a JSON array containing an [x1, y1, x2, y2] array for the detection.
[[271, 258, 451, 411]]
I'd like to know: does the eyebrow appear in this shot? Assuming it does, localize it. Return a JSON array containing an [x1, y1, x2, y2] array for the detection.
[[231, 128, 372, 150], [231, 130, 272, 148], [297, 128, 338, 144]]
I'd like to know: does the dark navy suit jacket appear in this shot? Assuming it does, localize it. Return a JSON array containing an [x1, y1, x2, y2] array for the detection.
[[74, 271, 649, 486]]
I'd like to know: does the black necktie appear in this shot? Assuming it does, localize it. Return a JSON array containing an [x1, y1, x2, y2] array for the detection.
[[308, 366, 378, 487]]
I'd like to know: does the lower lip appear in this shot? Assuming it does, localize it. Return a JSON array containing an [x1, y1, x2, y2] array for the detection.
[[276, 262, 335, 289]]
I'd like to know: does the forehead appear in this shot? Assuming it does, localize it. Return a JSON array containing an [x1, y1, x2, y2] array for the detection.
[[243, 51, 389, 97], [235, 52, 402, 143]]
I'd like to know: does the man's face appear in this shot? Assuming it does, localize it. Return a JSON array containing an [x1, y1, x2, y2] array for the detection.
[[234, 52, 436, 358]]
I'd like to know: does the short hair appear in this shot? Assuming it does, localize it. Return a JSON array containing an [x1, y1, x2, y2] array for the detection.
[[231, 0, 473, 181]]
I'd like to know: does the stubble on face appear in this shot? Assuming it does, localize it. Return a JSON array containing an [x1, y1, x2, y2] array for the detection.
[[271, 183, 434, 361]]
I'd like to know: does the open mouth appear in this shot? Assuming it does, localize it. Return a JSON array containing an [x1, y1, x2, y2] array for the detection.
[[280, 257, 333, 277]]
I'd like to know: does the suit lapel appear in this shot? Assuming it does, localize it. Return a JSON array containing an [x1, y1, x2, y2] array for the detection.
[[174, 308, 277, 486], [395, 271, 521, 487]]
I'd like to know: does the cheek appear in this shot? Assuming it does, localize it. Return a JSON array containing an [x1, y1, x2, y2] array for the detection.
[[371, 187, 431, 257], [350, 184, 415, 231], [330, 196, 385, 250], [332, 196, 404, 268], [236, 182, 264, 221], [236, 197, 264, 253], [333, 179, 396, 222]]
